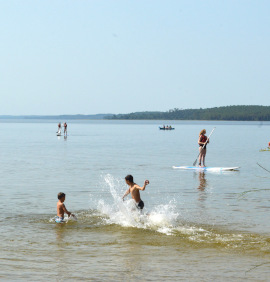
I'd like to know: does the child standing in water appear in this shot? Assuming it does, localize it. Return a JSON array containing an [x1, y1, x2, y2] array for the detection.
[[198, 129, 209, 167], [122, 175, 149, 210], [56, 192, 74, 223]]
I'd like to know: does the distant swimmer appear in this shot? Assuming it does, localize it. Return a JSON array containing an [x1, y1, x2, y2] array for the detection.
[[64, 122, 67, 136], [122, 175, 149, 210], [198, 129, 209, 167], [55, 192, 74, 223]]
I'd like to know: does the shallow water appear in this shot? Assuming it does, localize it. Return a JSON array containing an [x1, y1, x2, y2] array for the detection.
[[0, 120, 270, 281]]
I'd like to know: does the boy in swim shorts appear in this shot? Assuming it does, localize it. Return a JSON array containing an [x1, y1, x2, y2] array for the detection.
[[56, 192, 74, 223], [122, 175, 149, 210]]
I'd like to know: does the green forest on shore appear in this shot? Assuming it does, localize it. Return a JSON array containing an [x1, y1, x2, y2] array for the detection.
[[106, 105, 270, 121], [1, 106, 270, 121]]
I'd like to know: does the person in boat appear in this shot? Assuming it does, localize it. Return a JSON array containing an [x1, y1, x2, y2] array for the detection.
[[64, 122, 67, 136], [198, 129, 209, 167], [56, 192, 74, 223], [122, 175, 149, 210]]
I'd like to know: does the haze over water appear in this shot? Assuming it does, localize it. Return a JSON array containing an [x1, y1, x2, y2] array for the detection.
[[0, 120, 269, 281]]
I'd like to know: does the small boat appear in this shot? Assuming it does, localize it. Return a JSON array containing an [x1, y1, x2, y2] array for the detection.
[[159, 127, 175, 130]]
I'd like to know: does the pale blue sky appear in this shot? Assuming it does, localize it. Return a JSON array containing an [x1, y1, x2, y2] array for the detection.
[[0, 0, 269, 115]]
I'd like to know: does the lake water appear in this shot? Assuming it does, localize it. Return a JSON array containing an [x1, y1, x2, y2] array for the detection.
[[0, 119, 270, 281]]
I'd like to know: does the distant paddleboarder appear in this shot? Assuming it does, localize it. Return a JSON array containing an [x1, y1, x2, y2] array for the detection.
[[57, 122, 62, 136], [198, 129, 209, 167], [64, 122, 67, 136]]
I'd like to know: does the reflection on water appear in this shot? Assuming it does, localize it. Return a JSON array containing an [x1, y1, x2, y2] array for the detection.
[[197, 171, 208, 204], [55, 224, 66, 243], [54, 226, 66, 278], [198, 171, 207, 191]]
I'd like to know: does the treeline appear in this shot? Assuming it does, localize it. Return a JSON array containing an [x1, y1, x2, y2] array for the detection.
[[106, 106, 270, 121]]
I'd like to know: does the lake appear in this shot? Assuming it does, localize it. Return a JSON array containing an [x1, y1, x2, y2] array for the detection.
[[0, 119, 269, 281]]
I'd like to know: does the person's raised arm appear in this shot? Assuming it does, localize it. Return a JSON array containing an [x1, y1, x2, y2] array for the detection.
[[135, 180, 150, 191]]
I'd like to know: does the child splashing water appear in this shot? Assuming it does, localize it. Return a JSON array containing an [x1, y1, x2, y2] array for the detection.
[[96, 174, 178, 234], [122, 175, 150, 210]]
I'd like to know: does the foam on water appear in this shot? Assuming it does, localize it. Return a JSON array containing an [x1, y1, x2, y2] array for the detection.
[[89, 174, 180, 235], [49, 215, 77, 224], [82, 174, 270, 254]]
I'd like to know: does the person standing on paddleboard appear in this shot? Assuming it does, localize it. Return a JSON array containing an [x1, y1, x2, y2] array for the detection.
[[64, 122, 67, 136], [198, 129, 209, 167]]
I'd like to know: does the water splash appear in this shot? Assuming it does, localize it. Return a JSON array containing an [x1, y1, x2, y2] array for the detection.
[[91, 174, 180, 235], [79, 174, 270, 254], [49, 215, 77, 224]]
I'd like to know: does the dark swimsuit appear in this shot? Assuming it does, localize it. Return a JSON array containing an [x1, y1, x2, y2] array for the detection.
[[136, 200, 144, 210], [199, 135, 207, 149]]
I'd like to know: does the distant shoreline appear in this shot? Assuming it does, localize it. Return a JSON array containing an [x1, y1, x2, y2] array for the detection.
[[106, 105, 270, 121], [0, 114, 113, 120], [1, 105, 270, 121]]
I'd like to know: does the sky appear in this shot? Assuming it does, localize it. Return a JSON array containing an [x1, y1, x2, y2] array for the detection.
[[0, 0, 270, 115]]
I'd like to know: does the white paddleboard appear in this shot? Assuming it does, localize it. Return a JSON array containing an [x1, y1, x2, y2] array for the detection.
[[172, 166, 239, 171]]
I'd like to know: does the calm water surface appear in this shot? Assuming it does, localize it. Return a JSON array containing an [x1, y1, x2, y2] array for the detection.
[[0, 120, 270, 281]]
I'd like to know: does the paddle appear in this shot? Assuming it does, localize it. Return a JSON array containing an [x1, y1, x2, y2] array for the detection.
[[257, 162, 270, 174], [193, 127, 216, 166]]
